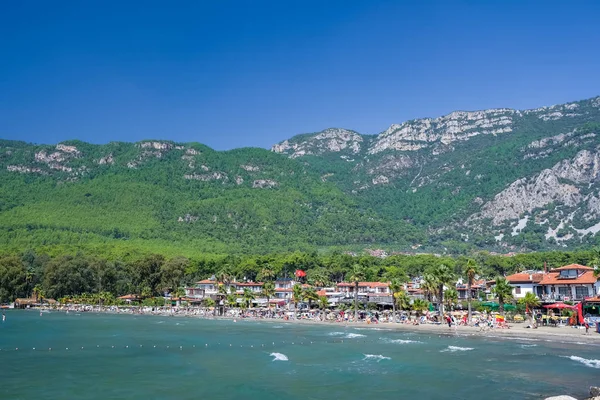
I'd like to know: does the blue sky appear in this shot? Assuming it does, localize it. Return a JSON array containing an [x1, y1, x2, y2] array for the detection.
[[1, 0, 599, 150]]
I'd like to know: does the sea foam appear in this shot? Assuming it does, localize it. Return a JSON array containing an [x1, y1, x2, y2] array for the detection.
[[441, 346, 474, 352], [345, 333, 366, 339], [363, 354, 391, 362], [328, 332, 366, 339], [381, 338, 422, 344], [564, 356, 600, 369], [270, 352, 289, 361]]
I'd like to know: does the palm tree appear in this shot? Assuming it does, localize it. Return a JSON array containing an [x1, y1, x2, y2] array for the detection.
[[204, 298, 216, 308], [493, 276, 514, 315], [226, 293, 238, 309], [318, 295, 329, 311], [32, 284, 44, 302], [444, 288, 458, 311], [388, 279, 404, 323], [430, 264, 455, 317], [519, 292, 540, 325], [217, 265, 234, 289], [421, 273, 438, 303], [307, 268, 331, 288], [463, 258, 481, 325], [261, 281, 276, 310], [412, 298, 429, 319], [395, 290, 411, 314], [292, 284, 303, 318], [348, 264, 366, 322], [141, 286, 152, 299], [242, 288, 256, 314], [257, 265, 275, 282], [303, 287, 319, 310]]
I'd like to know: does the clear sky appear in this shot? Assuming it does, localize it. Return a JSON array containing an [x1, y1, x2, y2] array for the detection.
[[1, 1, 599, 150]]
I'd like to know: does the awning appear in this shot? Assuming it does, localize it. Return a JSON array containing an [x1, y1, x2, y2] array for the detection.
[[543, 303, 575, 309]]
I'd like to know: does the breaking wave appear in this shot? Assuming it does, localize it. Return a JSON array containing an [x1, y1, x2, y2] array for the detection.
[[270, 352, 289, 361], [564, 356, 600, 369], [363, 354, 391, 362], [328, 332, 366, 339], [441, 346, 474, 352], [381, 338, 422, 344]]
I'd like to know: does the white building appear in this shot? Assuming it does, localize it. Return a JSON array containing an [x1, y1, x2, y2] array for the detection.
[[505, 271, 545, 299]]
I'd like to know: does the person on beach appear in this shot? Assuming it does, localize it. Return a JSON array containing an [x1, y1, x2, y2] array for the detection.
[[584, 318, 590, 335], [446, 314, 452, 328]]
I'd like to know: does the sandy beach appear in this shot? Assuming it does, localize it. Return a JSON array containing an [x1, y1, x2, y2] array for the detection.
[[238, 315, 600, 344]]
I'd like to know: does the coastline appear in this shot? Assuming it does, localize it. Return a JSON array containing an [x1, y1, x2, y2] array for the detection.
[[29, 306, 600, 344]]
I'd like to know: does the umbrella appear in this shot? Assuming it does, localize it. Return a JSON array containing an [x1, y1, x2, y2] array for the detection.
[[543, 303, 575, 309]]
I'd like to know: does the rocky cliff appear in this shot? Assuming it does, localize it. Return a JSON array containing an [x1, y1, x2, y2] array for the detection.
[[3, 96, 600, 253]]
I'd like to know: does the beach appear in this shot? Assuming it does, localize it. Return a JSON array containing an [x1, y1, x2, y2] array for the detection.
[[1, 310, 599, 400], [29, 304, 600, 344]]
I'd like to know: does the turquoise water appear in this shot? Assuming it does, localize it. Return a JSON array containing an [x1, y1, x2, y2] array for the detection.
[[1, 310, 599, 399]]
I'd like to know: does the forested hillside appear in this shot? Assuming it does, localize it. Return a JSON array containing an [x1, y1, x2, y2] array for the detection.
[[2, 95, 600, 257], [0, 139, 422, 257]]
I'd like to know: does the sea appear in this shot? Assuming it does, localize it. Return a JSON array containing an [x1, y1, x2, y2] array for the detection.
[[1, 310, 599, 399]]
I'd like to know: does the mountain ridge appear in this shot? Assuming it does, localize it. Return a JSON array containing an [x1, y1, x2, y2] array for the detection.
[[2, 95, 600, 256]]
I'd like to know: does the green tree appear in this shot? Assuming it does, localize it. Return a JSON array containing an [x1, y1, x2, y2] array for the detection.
[[395, 290, 411, 313], [348, 264, 366, 321], [429, 264, 455, 317], [161, 256, 189, 293], [444, 288, 458, 311], [261, 281, 275, 309], [292, 284, 303, 318], [306, 268, 331, 288], [463, 258, 482, 324], [388, 279, 404, 323], [242, 288, 255, 313], [518, 292, 541, 325], [492, 276, 514, 315], [257, 264, 275, 282], [32, 284, 44, 302], [303, 287, 319, 310], [318, 295, 329, 310], [412, 298, 429, 319]]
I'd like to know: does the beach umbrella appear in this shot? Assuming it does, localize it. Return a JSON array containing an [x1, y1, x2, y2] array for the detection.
[[481, 301, 499, 309], [543, 303, 575, 309]]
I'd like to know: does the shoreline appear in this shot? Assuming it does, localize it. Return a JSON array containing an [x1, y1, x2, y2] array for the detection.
[[23, 306, 600, 344]]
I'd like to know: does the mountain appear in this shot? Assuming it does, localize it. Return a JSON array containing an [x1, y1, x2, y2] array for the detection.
[[2, 96, 600, 256], [271, 96, 600, 252]]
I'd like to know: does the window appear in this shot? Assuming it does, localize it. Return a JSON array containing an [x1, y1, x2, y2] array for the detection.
[[514, 286, 521, 295], [558, 287, 570, 296], [559, 269, 578, 278], [575, 286, 589, 299]]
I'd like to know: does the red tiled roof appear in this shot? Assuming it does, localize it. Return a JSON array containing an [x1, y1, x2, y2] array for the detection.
[[539, 270, 597, 285], [275, 288, 292, 292], [316, 290, 327, 296], [118, 294, 139, 300], [506, 272, 544, 283], [235, 282, 264, 287], [550, 264, 593, 271], [196, 279, 217, 284], [337, 282, 389, 288]]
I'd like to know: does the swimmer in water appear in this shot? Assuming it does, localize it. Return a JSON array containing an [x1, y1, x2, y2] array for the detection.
[[2, 313, 5, 322]]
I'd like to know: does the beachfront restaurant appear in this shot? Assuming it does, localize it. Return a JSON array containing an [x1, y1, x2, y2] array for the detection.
[[538, 264, 599, 301], [583, 297, 600, 333]]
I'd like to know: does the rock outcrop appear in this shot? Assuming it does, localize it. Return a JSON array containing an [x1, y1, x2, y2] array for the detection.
[[272, 128, 363, 158], [368, 109, 514, 154], [477, 149, 600, 225]]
